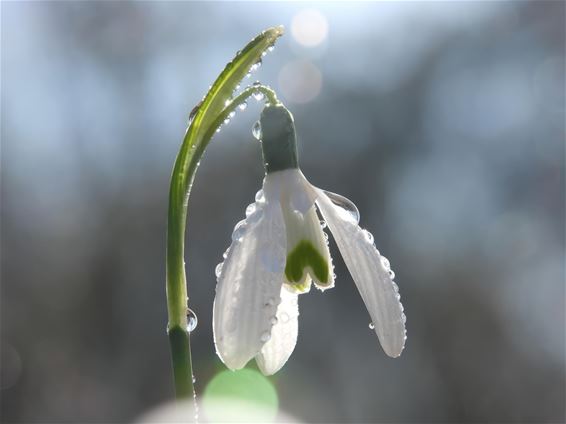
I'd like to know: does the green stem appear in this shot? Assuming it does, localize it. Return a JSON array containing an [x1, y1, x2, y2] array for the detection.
[[166, 84, 279, 400]]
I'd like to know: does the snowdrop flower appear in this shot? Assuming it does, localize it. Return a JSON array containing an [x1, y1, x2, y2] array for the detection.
[[213, 104, 406, 375]]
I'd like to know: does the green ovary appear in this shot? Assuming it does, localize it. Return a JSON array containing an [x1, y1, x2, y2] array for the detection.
[[285, 240, 329, 285]]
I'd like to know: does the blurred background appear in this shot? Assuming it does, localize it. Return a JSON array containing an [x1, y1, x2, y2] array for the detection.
[[1, 1, 564, 423]]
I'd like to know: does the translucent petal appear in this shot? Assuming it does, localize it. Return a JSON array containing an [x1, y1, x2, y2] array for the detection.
[[255, 286, 299, 375], [316, 190, 406, 357], [213, 200, 286, 370]]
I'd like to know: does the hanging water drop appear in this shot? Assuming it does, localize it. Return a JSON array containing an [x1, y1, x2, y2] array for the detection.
[[369, 322, 375, 330], [223, 118, 231, 125], [228, 111, 236, 119], [186, 308, 198, 332], [324, 191, 360, 224], [224, 99, 232, 107], [267, 45, 275, 52], [215, 127, 221, 133], [238, 101, 248, 111], [380, 256, 390, 270], [253, 91, 265, 101], [320, 219, 327, 229], [250, 58, 262, 72], [252, 121, 262, 140], [389, 270, 396, 280]]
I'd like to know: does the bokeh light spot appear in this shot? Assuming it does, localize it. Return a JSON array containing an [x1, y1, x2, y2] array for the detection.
[[291, 9, 328, 47], [202, 368, 278, 422], [278, 60, 322, 104]]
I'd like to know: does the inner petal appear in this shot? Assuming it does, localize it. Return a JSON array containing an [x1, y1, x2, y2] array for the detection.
[[282, 204, 334, 290]]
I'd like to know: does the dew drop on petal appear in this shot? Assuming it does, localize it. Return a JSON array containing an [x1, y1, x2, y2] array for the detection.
[[381, 256, 391, 270], [228, 111, 236, 119], [231, 220, 247, 242], [368, 322, 375, 330], [223, 118, 231, 125], [260, 331, 271, 343], [245, 203, 257, 217], [323, 190, 360, 224], [362, 229, 374, 244], [215, 263, 223, 278], [238, 101, 248, 111], [252, 121, 262, 140], [320, 219, 327, 229], [268, 45, 275, 52], [187, 308, 198, 332], [255, 189, 265, 203], [216, 127, 221, 133], [389, 270, 396, 280], [224, 99, 232, 107]]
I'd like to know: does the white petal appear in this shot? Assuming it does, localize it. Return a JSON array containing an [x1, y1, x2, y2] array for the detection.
[[316, 190, 406, 357], [213, 195, 286, 370], [255, 286, 299, 375]]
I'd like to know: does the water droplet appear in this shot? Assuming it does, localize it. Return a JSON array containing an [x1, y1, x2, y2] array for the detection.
[[245, 203, 257, 217], [280, 312, 290, 323], [262, 51, 268, 57], [228, 111, 236, 119], [389, 270, 396, 280], [268, 45, 275, 52], [238, 101, 248, 111], [235, 84, 241, 90], [324, 191, 360, 224], [223, 247, 230, 259], [260, 331, 271, 343], [223, 118, 231, 125], [270, 317, 278, 325], [224, 99, 232, 107], [215, 127, 221, 133], [381, 256, 390, 270], [188, 101, 202, 124], [252, 121, 262, 140], [253, 91, 265, 101], [320, 219, 327, 229], [232, 220, 247, 242], [187, 308, 198, 332], [362, 229, 374, 244], [369, 322, 375, 330], [253, 81, 261, 88], [255, 189, 265, 203], [215, 263, 223, 278], [192, 375, 197, 384], [402, 314, 407, 324], [250, 59, 262, 72]]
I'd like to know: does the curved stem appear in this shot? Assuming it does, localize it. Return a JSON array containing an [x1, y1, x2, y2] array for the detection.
[[166, 84, 280, 401]]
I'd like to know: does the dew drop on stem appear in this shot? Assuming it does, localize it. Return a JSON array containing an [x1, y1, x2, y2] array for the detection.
[[187, 308, 198, 332]]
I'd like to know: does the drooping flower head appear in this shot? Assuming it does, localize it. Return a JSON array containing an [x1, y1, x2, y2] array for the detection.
[[213, 104, 406, 375]]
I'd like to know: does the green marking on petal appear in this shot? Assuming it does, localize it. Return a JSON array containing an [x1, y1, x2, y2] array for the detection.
[[285, 240, 329, 285]]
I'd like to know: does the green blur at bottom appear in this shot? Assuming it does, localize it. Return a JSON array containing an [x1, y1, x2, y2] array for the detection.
[[202, 368, 279, 422]]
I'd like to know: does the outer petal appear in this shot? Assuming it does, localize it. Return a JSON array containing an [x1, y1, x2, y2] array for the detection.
[[213, 197, 286, 370], [316, 190, 406, 357], [255, 285, 299, 375]]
